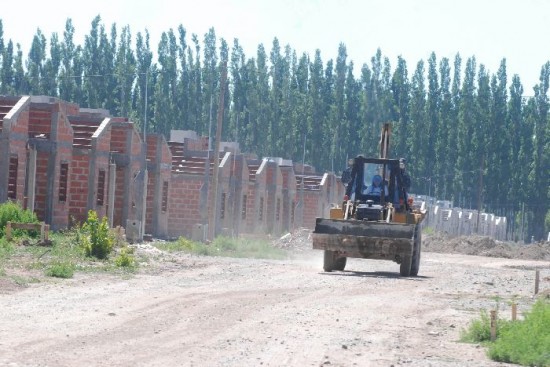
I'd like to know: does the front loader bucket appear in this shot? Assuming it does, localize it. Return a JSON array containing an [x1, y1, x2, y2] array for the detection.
[[312, 218, 417, 262]]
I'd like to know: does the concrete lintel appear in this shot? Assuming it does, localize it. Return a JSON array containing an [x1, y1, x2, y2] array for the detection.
[[2, 96, 31, 131], [91, 118, 111, 140]]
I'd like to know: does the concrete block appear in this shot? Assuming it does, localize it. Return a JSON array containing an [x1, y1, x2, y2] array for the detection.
[[191, 223, 207, 242], [126, 219, 142, 243]]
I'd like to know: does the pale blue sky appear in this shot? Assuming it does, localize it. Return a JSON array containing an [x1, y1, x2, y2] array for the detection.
[[1, 0, 549, 92]]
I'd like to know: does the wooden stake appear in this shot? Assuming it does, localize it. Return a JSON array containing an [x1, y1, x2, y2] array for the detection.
[[6, 221, 12, 241], [511, 303, 517, 321], [535, 270, 540, 295], [490, 310, 497, 341]]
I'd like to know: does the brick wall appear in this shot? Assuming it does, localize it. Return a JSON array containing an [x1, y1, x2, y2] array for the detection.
[[302, 190, 321, 229], [167, 176, 203, 238], [69, 154, 89, 224]]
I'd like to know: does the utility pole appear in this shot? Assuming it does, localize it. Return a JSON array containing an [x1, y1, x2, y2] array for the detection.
[[208, 61, 228, 241], [141, 72, 148, 240]]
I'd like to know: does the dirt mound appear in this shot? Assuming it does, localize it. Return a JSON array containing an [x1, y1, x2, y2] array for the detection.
[[424, 232, 550, 261], [272, 228, 313, 252], [272, 228, 550, 261]]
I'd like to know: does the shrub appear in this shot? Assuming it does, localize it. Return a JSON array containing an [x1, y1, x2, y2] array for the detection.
[[0, 201, 39, 238], [460, 309, 511, 343], [488, 300, 550, 366], [45, 261, 75, 278], [81, 210, 114, 259], [114, 246, 136, 268]]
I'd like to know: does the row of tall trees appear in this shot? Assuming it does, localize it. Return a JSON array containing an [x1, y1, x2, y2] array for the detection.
[[0, 17, 548, 241]]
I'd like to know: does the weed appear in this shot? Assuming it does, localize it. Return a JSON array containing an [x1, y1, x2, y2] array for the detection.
[[0, 201, 39, 238], [10, 275, 40, 286], [80, 210, 114, 259], [114, 246, 137, 268], [155, 236, 286, 260], [461, 300, 550, 366], [45, 261, 75, 278], [488, 300, 550, 366], [155, 237, 199, 252]]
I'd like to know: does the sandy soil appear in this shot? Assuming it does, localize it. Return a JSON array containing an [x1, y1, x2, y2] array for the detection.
[[1, 232, 549, 367]]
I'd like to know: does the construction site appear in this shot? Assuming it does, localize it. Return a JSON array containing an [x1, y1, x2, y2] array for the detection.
[[0, 94, 549, 367], [0, 95, 510, 243]]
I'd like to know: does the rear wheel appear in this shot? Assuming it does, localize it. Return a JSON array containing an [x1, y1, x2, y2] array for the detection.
[[399, 256, 412, 276], [410, 224, 422, 276], [334, 256, 347, 271], [323, 251, 346, 272], [323, 250, 336, 272]]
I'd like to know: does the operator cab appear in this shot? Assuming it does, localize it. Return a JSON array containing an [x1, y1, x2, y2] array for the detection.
[[344, 156, 409, 211]]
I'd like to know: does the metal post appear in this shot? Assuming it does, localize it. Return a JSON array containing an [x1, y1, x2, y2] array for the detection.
[[141, 72, 148, 240], [208, 61, 228, 241]]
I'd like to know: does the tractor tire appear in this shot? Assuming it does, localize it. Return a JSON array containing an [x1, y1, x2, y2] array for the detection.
[[410, 224, 422, 276], [334, 256, 347, 271], [323, 250, 336, 272], [399, 256, 412, 277]]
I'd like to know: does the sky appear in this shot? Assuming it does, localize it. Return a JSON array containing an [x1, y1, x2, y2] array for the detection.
[[1, 0, 550, 93]]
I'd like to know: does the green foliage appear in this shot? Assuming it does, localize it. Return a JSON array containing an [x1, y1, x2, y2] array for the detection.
[[155, 236, 286, 260], [460, 309, 502, 343], [461, 301, 550, 366], [114, 246, 136, 268], [0, 201, 39, 238], [210, 236, 285, 259], [155, 237, 199, 252], [45, 261, 75, 278], [10, 275, 40, 286], [0, 237, 15, 259], [422, 226, 435, 235], [488, 300, 550, 366], [80, 210, 114, 259]]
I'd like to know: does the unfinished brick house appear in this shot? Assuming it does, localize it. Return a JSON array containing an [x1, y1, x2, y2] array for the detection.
[[0, 96, 78, 230], [0, 95, 345, 240], [68, 109, 112, 225], [109, 118, 146, 232], [166, 137, 234, 239]]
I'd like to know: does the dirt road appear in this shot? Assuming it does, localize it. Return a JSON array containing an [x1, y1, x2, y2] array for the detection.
[[1, 247, 548, 367]]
